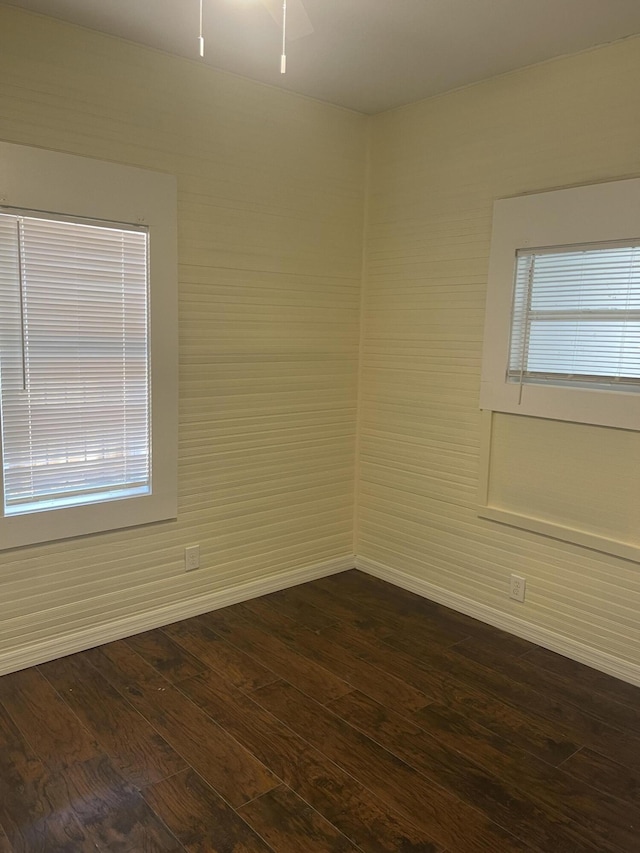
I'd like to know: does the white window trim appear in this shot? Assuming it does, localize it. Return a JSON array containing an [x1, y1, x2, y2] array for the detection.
[[480, 177, 640, 431], [0, 142, 177, 549]]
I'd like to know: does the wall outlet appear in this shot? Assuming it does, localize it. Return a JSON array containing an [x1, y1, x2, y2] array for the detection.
[[184, 545, 200, 571], [509, 573, 526, 602]]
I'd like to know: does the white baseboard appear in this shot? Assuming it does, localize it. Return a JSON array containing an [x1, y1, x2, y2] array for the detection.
[[5, 550, 639, 689], [356, 555, 640, 688], [0, 554, 355, 677]]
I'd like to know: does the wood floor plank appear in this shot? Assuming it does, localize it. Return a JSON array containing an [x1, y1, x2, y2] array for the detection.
[[328, 572, 536, 655], [414, 702, 640, 853], [239, 598, 431, 713], [381, 623, 640, 774], [321, 620, 578, 766], [275, 582, 406, 638], [522, 647, 640, 709], [198, 606, 353, 704], [1, 570, 637, 853], [560, 747, 640, 808], [293, 579, 466, 651], [0, 704, 96, 853], [238, 785, 361, 853], [252, 680, 536, 853], [0, 709, 168, 853], [329, 689, 607, 853], [0, 667, 100, 771], [85, 640, 280, 808], [260, 585, 341, 631], [142, 768, 274, 853], [0, 824, 12, 853], [61, 754, 184, 852], [39, 653, 188, 789], [125, 629, 208, 684], [178, 672, 443, 853], [3, 808, 96, 853], [454, 637, 640, 736], [162, 618, 278, 691]]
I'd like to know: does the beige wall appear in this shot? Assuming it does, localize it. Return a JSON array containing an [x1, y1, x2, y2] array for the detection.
[[0, 7, 365, 671], [358, 37, 640, 670]]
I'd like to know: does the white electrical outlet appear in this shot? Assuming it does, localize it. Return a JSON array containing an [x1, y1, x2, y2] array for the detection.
[[184, 545, 200, 571], [509, 573, 526, 602]]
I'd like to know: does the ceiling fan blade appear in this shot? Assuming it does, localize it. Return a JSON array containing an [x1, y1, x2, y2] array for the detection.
[[260, 0, 314, 41]]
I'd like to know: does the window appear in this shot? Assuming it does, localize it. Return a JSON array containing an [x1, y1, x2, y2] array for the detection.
[[480, 177, 640, 430], [0, 213, 150, 516], [0, 142, 177, 549], [509, 241, 640, 391]]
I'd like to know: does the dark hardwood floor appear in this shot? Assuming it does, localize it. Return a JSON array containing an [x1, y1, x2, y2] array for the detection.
[[1, 569, 639, 852]]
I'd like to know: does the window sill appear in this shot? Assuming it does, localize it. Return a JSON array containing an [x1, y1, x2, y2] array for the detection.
[[478, 504, 640, 564]]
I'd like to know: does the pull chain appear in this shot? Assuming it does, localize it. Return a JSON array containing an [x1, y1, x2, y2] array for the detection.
[[198, 0, 205, 57], [281, 0, 287, 73]]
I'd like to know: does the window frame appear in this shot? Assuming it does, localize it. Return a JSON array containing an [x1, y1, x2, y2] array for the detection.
[[0, 142, 177, 549], [480, 177, 640, 431]]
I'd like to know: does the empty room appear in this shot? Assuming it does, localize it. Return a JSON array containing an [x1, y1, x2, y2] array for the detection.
[[0, 1, 639, 850]]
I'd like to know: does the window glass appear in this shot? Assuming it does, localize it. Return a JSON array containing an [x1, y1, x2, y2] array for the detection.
[[0, 213, 151, 515], [508, 242, 640, 387]]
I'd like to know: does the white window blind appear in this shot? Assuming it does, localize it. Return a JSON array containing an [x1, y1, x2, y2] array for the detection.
[[508, 241, 640, 390], [0, 212, 150, 516]]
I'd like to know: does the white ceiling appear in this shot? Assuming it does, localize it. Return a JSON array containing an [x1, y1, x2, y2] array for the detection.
[[5, 0, 640, 114]]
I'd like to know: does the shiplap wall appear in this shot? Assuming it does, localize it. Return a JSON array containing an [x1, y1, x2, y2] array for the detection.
[[358, 37, 640, 671], [484, 414, 640, 562], [0, 7, 365, 671]]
